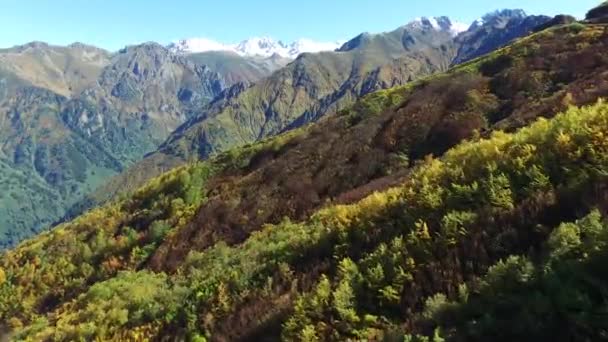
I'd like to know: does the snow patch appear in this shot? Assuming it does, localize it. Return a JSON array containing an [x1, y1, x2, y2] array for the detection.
[[427, 17, 441, 30], [450, 21, 470, 36], [408, 17, 471, 36]]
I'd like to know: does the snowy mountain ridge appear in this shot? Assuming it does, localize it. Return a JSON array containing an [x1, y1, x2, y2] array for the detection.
[[168, 37, 345, 58]]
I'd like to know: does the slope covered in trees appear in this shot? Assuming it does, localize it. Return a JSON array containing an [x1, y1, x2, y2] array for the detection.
[[2, 21, 608, 341]]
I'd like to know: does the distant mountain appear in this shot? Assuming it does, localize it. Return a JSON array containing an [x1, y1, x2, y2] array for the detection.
[[0, 39, 294, 246], [0, 42, 231, 247], [0, 42, 110, 98], [160, 18, 459, 159], [168, 36, 345, 58], [161, 11, 551, 162], [407, 16, 469, 36]]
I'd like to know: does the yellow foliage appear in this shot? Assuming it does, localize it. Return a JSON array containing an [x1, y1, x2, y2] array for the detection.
[[315, 187, 403, 230], [8, 317, 23, 330], [213, 282, 232, 314], [556, 130, 573, 152], [416, 221, 431, 240], [109, 324, 159, 341]]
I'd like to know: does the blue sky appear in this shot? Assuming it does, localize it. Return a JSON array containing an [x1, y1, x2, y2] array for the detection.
[[0, 0, 600, 51]]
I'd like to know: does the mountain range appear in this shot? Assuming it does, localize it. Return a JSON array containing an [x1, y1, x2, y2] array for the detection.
[[2, 2, 608, 339], [0, 10, 553, 248]]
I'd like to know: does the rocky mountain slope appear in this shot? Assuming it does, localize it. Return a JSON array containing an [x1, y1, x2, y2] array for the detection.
[[2, 16, 607, 340]]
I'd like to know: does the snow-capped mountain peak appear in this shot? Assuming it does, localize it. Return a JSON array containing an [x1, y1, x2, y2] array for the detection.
[[408, 16, 469, 36], [168, 37, 344, 59], [450, 21, 471, 35]]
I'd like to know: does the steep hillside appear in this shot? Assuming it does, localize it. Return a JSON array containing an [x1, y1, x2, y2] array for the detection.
[[1, 22, 608, 341], [151, 22, 608, 271]]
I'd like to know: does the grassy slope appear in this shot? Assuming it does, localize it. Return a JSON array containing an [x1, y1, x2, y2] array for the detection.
[[1, 23, 608, 340]]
